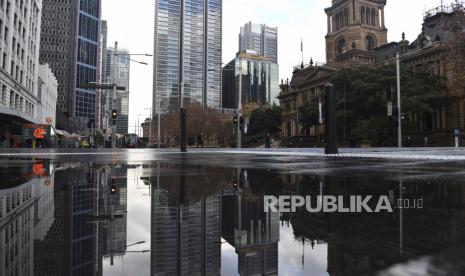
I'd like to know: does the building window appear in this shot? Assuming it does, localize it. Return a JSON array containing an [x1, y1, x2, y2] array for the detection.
[[365, 36, 375, 51], [337, 38, 347, 54]]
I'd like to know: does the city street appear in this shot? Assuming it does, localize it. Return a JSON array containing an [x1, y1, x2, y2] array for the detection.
[[1, 148, 465, 275]]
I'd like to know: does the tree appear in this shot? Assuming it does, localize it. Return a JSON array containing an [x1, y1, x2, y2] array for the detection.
[[153, 102, 234, 147], [245, 105, 282, 146], [331, 64, 445, 146], [298, 98, 320, 135]]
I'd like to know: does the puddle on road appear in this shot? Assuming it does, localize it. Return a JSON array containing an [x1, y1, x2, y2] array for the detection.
[[0, 158, 464, 276]]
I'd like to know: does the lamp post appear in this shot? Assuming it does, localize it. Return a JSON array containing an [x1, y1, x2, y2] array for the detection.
[[237, 57, 242, 149], [179, 0, 187, 153], [396, 53, 402, 148], [208, 62, 242, 148], [108, 42, 151, 148]]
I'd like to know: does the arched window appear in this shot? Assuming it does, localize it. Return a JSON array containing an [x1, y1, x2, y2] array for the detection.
[[365, 35, 375, 51], [337, 38, 347, 54]]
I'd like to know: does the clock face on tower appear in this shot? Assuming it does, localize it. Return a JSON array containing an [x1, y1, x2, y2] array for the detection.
[[325, 0, 388, 67]]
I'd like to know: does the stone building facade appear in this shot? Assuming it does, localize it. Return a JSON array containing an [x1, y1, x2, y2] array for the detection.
[[279, 0, 465, 146]]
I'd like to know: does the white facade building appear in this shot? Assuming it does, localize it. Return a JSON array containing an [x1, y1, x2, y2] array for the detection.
[[37, 63, 57, 127], [0, 0, 42, 125]]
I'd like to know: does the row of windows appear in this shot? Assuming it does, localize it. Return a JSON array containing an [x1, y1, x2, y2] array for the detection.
[[361, 6, 379, 27], [0, 80, 35, 115]]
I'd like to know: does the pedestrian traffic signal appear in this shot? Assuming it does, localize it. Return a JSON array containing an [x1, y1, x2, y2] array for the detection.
[[112, 110, 118, 120], [233, 116, 238, 125]]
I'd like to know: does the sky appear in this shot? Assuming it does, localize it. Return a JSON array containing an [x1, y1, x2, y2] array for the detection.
[[101, 0, 453, 134]]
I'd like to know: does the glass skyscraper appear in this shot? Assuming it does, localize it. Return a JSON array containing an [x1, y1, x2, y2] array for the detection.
[[75, 0, 100, 120], [104, 47, 130, 134], [40, 0, 101, 130], [239, 22, 278, 64], [222, 51, 280, 110], [153, 0, 222, 114]]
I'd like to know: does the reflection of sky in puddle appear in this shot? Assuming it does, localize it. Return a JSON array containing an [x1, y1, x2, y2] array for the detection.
[[278, 225, 329, 276], [221, 222, 329, 276], [103, 167, 151, 276], [6, 155, 463, 276]]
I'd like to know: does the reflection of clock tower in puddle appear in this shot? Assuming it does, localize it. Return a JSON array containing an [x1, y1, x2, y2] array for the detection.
[[325, 0, 388, 67]]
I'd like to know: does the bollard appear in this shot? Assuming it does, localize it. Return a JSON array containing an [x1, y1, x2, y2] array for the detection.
[[325, 83, 338, 154], [454, 128, 460, 148], [180, 108, 187, 152]]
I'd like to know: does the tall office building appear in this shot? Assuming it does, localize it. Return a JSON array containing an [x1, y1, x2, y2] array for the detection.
[[239, 22, 278, 63], [104, 46, 130, 134], [0, 0, 43, 137], [149, 171, 222, 275], [153, 0, 222, 114], [40, 0, 101, 130], [222, 51, 280, 110]]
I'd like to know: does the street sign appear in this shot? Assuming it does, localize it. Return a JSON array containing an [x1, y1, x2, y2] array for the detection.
[[454, 128, 460, 137]]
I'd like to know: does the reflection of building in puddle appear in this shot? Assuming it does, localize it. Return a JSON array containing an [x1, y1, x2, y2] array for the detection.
[[221, 177, 280, 276], [33, 164, 103, 276], [146, 165, 231, 276], [0, 162, 54, 276], [278, 174, 465, 276], [98, 166, 128, 263]]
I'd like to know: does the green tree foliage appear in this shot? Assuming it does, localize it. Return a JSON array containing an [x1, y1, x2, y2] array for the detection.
[[330, 64, 445, 146], [298, 98, 320, 135], [245, 105, 282, 146]]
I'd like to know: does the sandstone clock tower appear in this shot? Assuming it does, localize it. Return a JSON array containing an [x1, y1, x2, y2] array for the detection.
[[325, 0, 388, 67]]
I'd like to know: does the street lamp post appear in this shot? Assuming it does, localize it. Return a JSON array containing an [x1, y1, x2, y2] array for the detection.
[[209, 62, 242, 148], [157, 101, 161, 148], [179, 0, 187, 153], [237, 58, 242, 149], [396, 53, 402, 148], [112, 42, 118, 149], [108, 43, 151, 148]]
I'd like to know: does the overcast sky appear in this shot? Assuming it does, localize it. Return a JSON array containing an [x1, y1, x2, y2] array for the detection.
[[101, 0, 451, 134]]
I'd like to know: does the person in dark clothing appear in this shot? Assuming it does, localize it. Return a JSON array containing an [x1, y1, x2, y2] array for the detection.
[[196, 134, 204, 148]]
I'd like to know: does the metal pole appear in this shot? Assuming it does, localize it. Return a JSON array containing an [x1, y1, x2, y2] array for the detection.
[[105, 79, 110, 147], [237, 59, 242, 149], [112, 41, 118, 149], [148, 107, 153, 147], [396, 53, 402, 148], [179, 0, 187, 152], [157, 102, 161, 149]]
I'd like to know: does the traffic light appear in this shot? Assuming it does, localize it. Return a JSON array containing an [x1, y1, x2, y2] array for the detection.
[[112, 109, 118, 120], [110, 183, 117, 195], [233, 116, 238, 125]]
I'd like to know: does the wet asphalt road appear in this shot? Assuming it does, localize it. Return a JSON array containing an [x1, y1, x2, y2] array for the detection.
[[1, 148, 465, 182]]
